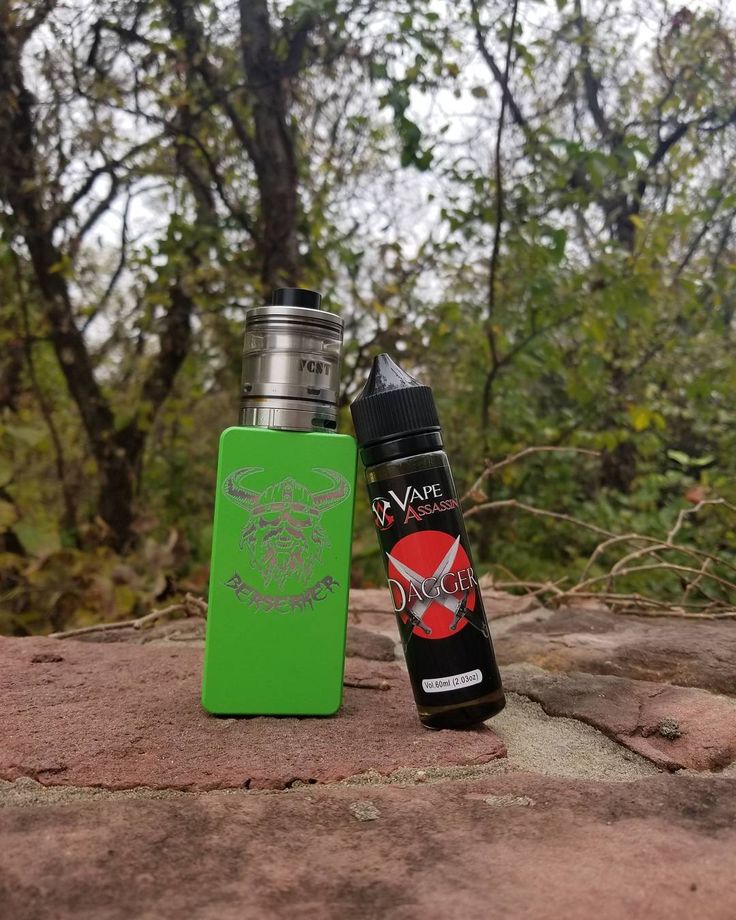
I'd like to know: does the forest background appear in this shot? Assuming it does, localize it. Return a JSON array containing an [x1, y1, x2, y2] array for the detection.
[[1, 0, 735, 635]]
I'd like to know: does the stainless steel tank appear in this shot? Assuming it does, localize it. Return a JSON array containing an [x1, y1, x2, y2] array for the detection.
[[239, 288, 344, 432]]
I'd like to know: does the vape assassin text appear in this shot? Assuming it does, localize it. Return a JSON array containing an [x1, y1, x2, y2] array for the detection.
[[351, 354, 505, 729], [201, 288, 357, 716]]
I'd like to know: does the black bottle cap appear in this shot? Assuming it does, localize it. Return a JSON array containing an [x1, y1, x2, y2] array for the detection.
[[271, 288, 322, 310], [350, 354, 441, 460]]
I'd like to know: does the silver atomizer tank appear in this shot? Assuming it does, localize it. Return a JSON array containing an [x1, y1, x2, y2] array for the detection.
[[239, 288, 344, 432]]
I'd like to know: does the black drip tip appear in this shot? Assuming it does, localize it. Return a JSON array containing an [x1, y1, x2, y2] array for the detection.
[[351, 353, 441, 455], [271, 288, 322, 310]]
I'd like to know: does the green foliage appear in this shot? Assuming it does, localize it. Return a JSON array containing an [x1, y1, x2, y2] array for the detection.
[[1, 0, 736, 631], [0, 534, 198, 636]]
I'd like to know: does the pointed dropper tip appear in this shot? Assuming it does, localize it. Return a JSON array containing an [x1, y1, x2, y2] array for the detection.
[[351, 352, 440, 461], [357, 352, 421, 401]]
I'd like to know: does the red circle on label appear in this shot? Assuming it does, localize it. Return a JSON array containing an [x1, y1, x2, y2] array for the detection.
[[386, 530, 476, 639]]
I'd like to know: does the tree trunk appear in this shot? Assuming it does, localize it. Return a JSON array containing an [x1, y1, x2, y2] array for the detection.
[[239, 0, 301, 289], [600, 441, 638, 493], [0, 12, 192, 550]]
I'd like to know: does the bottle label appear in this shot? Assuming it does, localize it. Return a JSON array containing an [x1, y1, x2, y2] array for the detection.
[[367, 463, 502, 706], [422, 668, 482, 693]]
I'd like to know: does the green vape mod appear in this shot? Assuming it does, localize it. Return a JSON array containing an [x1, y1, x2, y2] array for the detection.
[[201, 289, 357, 715]]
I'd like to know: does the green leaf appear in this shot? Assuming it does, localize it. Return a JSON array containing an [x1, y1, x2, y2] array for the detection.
[[14, 523, 61, 557], [0, 457, 12, 487], [667, 450, 691, 466], [6, 424, 47, 447], [0, 500, 18, 530], [629, 405, 652, 432]]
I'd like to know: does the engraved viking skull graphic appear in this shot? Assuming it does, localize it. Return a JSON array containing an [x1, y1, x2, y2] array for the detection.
[[223, 468, 350, 589]]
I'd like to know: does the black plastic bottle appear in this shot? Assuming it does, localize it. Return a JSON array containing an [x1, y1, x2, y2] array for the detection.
[[351, 354, 505, 729]]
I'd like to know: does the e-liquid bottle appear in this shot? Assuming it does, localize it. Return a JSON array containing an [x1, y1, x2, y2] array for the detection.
[[351, 354, 505, 729], [201, 288, 357, 716]]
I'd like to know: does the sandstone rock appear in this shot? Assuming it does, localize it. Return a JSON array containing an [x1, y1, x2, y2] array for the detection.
[[0, 637, 504, 791], [481, 588, 541, 619], [491, 692, 658, 781], [1, 773, 735, 920], [345, 625, 396, 661], [348, 588, 394, 615], [348, 609, 401, 644], [68, 617, 206, 645], [497, 606, 736, 695], [505, 664, 736, 771]]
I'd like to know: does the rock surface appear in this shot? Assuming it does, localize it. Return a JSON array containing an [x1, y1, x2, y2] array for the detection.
[[345, 624, 396, 661], [0, 636, 505, 791], [2, 589, 736, 919], [2, 774, 735, 920], [505, 664, 736, 772], [497, 605, 736, 694]]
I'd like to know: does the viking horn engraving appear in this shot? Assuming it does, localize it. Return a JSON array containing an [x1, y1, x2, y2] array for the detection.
[[311, 468, 350, 510], [222, 467, 262, 509]]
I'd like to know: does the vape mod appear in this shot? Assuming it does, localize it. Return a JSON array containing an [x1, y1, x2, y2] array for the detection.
[[351, 353, 505, 729], [202, 288, 357, 715]]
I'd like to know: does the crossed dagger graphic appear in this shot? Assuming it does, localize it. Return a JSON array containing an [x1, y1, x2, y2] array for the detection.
[[387, 535, 488, 638]]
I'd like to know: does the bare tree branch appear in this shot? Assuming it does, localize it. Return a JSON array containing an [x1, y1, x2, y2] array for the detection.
[[480, 0, 519, 435], [11, 250, 78, 540], [461, 446, 600, 503], [573, 0, 611, 141], [469, 0, 527, 130], [465, 449, 736, 615]]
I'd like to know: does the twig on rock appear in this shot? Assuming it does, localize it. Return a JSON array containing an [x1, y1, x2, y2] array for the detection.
[[50, 593, 208, 639], [493, 579, 567, 597], [344, 677, 391, 691], [572, 561, 736, 597], [571, 599, 736, 620]]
